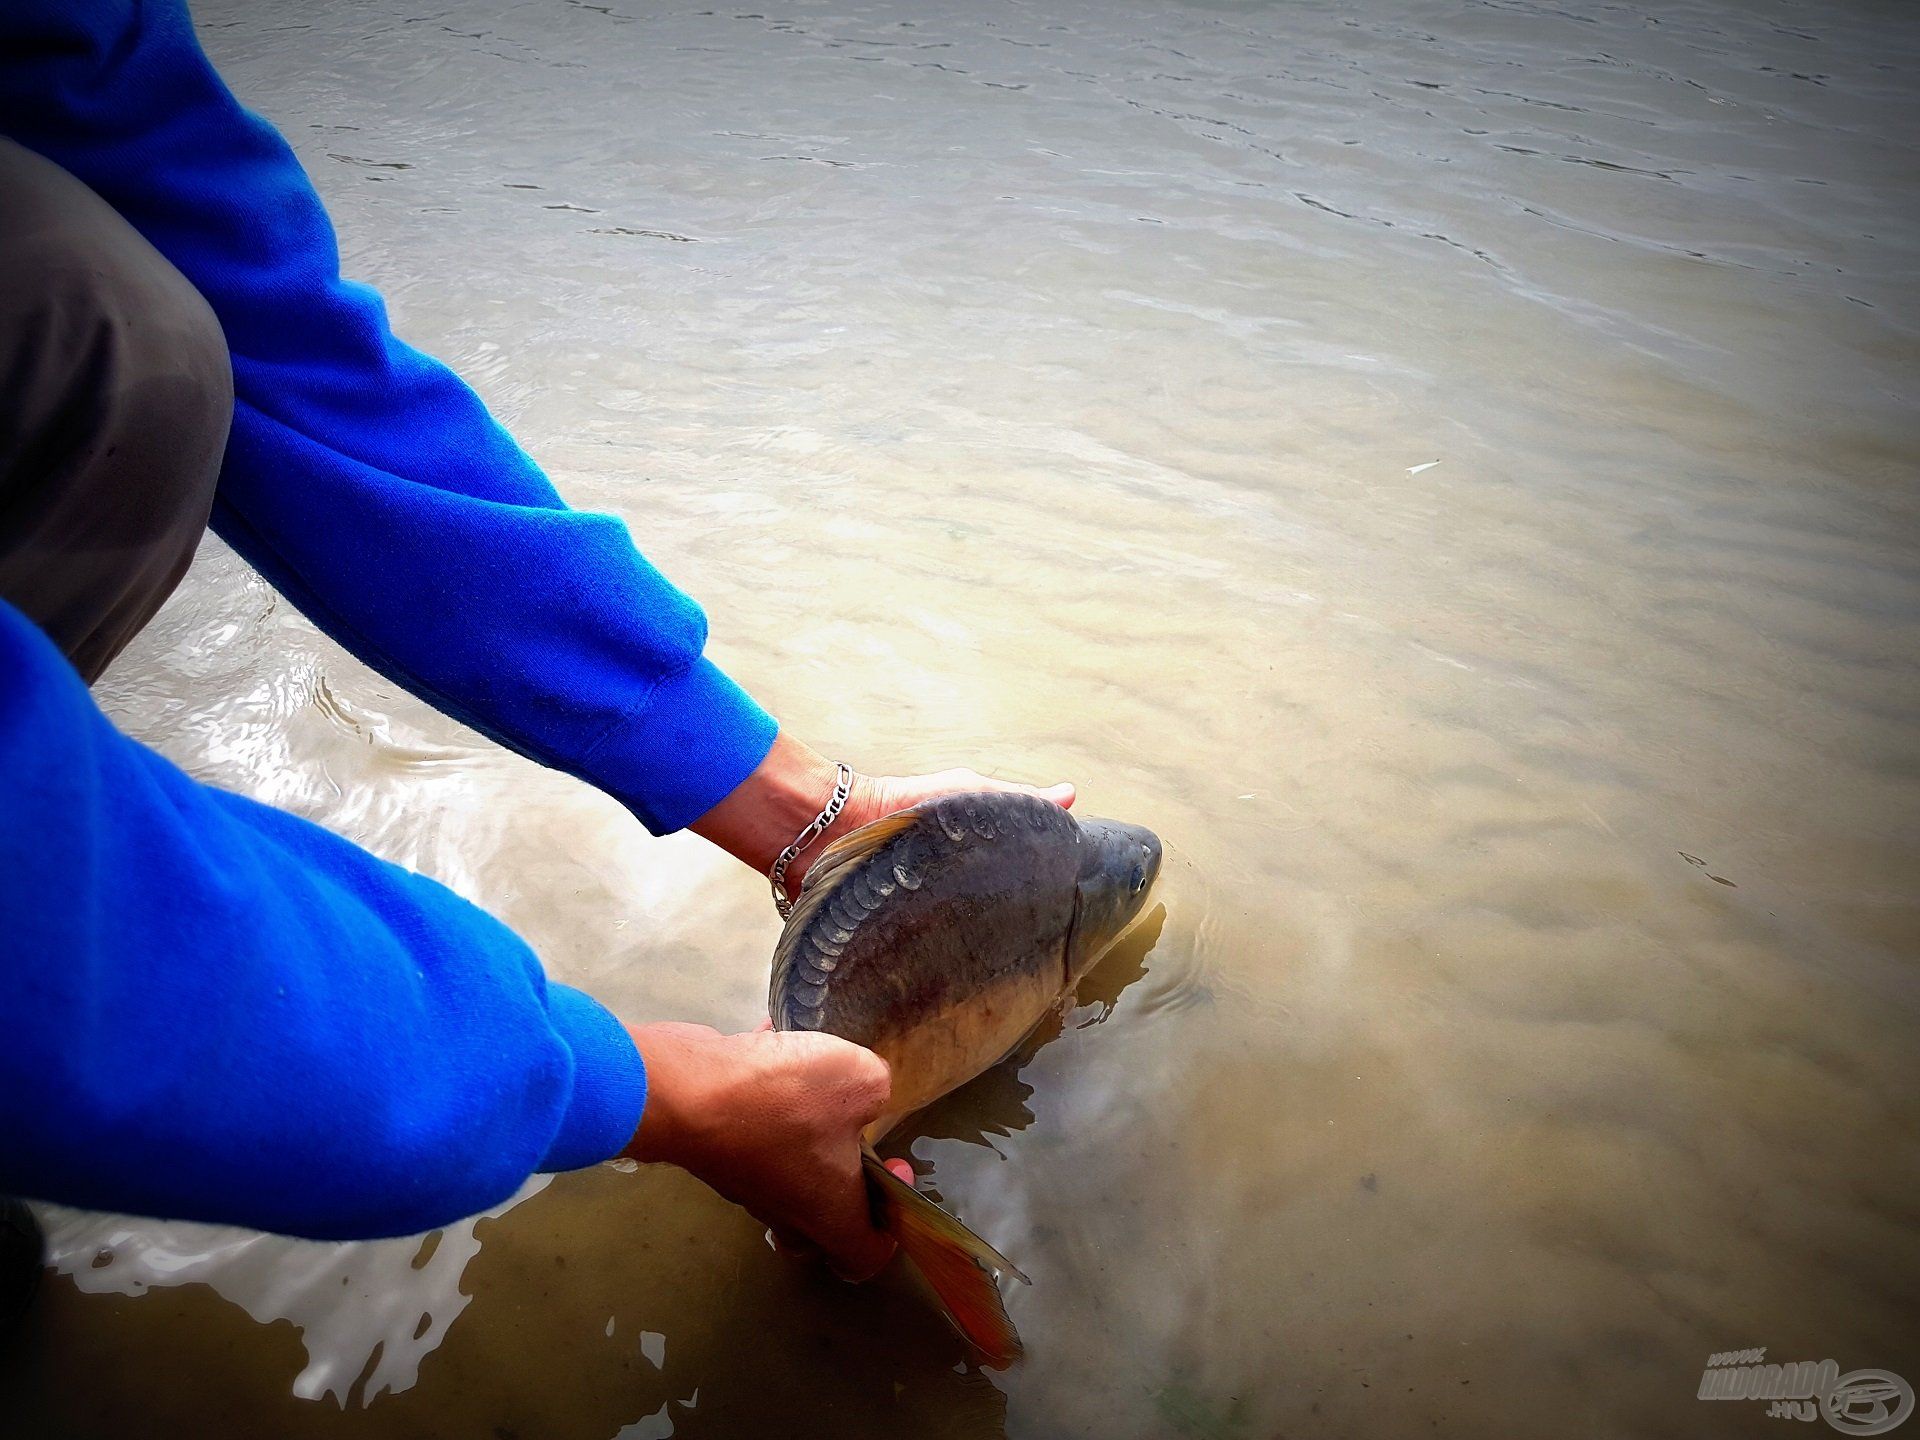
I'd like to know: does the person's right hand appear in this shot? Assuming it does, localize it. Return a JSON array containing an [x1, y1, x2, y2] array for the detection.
[[623, 1021, 910, 1280]]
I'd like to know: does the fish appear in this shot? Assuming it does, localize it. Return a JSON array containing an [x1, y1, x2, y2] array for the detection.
[[768, 789, 1163, 1365]]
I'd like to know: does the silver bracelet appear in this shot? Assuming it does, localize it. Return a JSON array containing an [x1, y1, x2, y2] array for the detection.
[[769, 762, 854, 919]]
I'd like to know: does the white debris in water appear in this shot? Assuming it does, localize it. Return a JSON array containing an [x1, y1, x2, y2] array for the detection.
[[1406, 460, 1441, 475], [605, 1316, 616, 1338], [639, 1330, 667, 1369], [613, 1403, 674, 1439]]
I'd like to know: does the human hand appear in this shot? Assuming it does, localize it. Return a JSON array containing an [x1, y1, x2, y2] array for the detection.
[[624, 1021, 914, 1279], [690, 732, 1075, 895]]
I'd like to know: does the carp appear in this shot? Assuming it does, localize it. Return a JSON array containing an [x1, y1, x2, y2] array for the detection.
[[769, 790, 1162, 1364]]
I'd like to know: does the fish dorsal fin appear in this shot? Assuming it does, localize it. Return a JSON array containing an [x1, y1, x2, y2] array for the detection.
[[806, 809, 922, 894], [770, 809, 926, 1027]]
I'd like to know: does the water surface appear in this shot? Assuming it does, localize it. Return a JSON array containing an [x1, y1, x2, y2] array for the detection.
[[6, 0, 1918, 1435]]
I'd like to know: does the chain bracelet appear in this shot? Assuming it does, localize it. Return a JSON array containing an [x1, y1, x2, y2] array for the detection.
[[769, 762, 854, 919]]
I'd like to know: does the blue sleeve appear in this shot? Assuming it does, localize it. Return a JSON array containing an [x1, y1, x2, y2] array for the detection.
[[0, 0, 778, 835], [0, 601, 647, 1240]]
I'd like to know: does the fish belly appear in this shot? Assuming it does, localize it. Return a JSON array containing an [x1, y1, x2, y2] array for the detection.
[[863, 964, 1062, 1141]]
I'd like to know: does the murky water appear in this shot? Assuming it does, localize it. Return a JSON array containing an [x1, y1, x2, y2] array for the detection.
[[7, 0, 1919, 1435]]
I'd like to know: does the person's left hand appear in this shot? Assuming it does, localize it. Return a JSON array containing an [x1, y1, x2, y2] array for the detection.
[[690, 732, 1075, 895]]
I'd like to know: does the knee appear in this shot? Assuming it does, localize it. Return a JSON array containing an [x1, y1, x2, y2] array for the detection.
[[2, 141, 232, 516], [0, 143, 233, 676], [44, 223, 234, 505]]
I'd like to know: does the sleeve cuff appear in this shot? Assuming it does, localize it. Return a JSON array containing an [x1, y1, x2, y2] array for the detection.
[[538, 983, 648, 1172], [578, 654, 780, 835]]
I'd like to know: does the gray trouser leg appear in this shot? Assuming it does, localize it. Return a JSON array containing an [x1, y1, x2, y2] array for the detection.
[[0, 135, 231, 684]]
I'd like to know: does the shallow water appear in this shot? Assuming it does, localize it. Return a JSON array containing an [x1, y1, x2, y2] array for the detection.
[[7, 0, 1919, 1435]]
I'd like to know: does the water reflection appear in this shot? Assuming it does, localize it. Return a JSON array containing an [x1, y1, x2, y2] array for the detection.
[[35, 1179, 551, 1408], [1069, 902, 1167, 1027]]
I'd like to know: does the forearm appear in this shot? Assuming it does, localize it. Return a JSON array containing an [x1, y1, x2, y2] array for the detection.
[[688, 730, 844, 877]]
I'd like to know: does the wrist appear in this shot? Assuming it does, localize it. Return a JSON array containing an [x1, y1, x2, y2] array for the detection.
[[625, 1021, 721, 1167], [688, 731, 842, 876]]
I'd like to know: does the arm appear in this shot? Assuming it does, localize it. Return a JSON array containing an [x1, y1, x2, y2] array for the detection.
[[0, 0, 773, 835], [0, 601, 644, 1241]]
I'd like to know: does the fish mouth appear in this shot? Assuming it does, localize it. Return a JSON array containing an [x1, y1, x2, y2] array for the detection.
[[1064, 816, 1165, 985]]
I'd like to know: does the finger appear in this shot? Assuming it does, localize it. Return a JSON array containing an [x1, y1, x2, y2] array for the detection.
[[752, 1016, 775, 1033], [979, 775, 1076, 810], [809, 1164, 898, 1283], [884, 1157, 915, 1185], [769, 1226, 817, 1260], [825, 1226, 897, 1284]]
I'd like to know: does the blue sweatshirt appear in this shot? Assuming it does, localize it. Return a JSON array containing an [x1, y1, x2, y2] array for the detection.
[[0, 1, 780, 1239]]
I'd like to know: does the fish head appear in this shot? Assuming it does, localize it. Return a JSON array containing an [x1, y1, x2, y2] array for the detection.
[[1067, 817, 1163, 978]]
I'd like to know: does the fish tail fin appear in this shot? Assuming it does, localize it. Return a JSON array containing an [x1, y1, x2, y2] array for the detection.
[[861, 1147, 1028, 1368]]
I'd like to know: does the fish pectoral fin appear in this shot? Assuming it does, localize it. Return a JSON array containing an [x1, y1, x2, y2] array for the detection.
[[861, 1147, 1028, 1369]]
